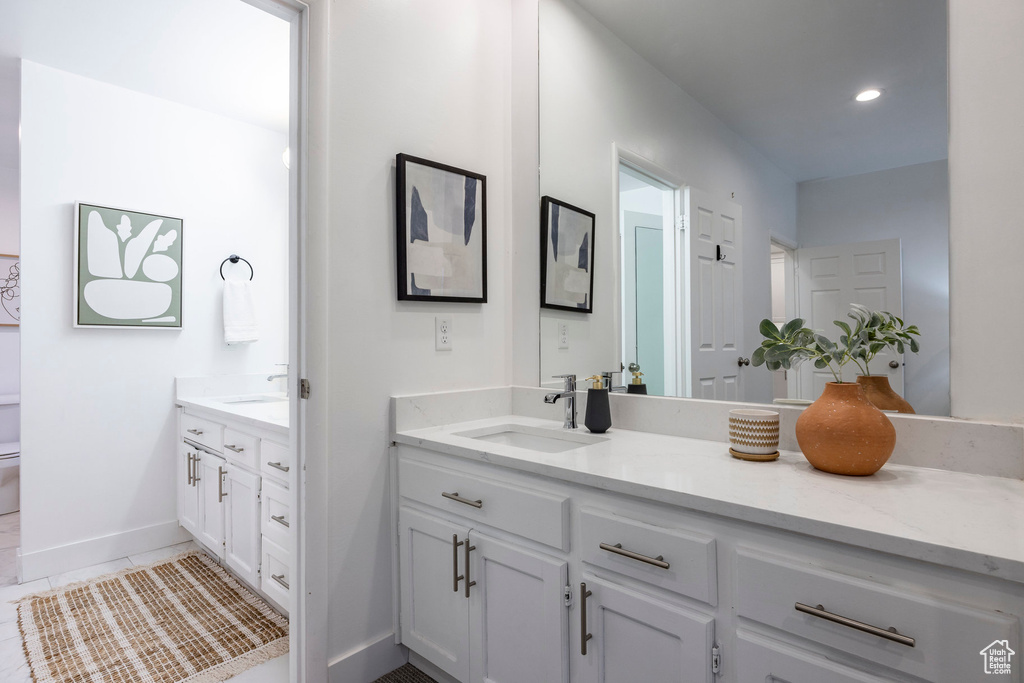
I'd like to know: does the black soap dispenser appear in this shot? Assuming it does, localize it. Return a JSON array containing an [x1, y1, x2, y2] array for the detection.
[[583, 375, 612, 434], [626, 362, 648, 395]]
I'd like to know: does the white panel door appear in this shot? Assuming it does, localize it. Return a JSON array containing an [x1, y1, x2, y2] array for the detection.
[[686, 188, 743, 401], [468, 532, 568, 683], [796, 239, 903, 400], [179, 444, 200, 536], [399, 507, 471, 682], [224, 464, 261, 586], [197, 451, 225, 557], [577, 576, 715, 683]]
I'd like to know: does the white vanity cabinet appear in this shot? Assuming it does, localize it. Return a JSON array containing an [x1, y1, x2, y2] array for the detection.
[[396, 457, 570, 683], [197, 450, 227, 553], [224, 464, 261, 586], [577, 576, 715, 683], [394, 443, 1024, 683], [177, 406, 291, 615]]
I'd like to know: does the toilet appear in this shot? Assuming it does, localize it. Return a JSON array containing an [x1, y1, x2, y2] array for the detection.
[[0, 396, 19, 515]]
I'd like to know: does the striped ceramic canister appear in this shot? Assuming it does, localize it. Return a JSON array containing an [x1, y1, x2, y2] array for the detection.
[[728, 409, 780, 454]]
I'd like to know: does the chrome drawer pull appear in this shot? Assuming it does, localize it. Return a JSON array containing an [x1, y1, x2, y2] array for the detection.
[[599, 542, 670, 569], [225, 444, 244, 453], [442, 491, 483, 508], [464, 536, 476, 598], [795, 602, 916, 647], [580, 582, 593, 656], [218, 466, 227, 502], [271, 573, 290, 590], [267, 461, 290, 473], [271, 514, 290, 528], [187, 428, 204, 436], [452, 535, 465, 592]]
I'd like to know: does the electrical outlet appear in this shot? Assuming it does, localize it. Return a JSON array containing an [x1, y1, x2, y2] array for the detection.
[[435, 316, 453, 351], [558, 322, 569, 349]]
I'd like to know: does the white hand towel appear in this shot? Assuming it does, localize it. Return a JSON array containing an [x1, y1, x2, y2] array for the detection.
[[223, 279, 259, 344]]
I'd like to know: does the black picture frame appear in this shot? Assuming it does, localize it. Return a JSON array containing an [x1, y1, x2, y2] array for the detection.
[[396, 153, 487, 303], [540, 195, 596, 313]]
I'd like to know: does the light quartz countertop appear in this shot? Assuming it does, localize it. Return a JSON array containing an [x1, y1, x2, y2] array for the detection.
[[176, 394, 289, 435], [395, 414, 1024, 585]]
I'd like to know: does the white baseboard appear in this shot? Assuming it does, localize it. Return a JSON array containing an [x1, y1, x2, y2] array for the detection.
[[328, 632, 407, 683], [19, 520, 191, 581]]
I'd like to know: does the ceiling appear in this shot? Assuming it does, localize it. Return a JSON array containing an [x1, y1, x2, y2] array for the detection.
[[572, 0, 948, 182], [0, 0, 289, 170]]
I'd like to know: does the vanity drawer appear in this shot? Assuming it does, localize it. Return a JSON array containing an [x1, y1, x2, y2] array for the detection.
[[261, 479, 292, 548], [580, 508, 717, 605], [181, 413, 224, 453], [735, 630, 896, 683], [735, 548, 1020, 682], [260, 536, 290, 613], [223, 429, 259, 470], [261, 439, 291, 485], [399, 457, 569, 551]]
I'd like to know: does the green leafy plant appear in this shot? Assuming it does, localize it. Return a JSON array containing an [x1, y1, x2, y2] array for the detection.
[[842, 304, 920, 376], [752, 305, 921, 383], [751, 318, 857, 383]]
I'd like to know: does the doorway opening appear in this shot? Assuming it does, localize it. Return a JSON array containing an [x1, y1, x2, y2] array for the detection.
[[618, 162, 679, 397]]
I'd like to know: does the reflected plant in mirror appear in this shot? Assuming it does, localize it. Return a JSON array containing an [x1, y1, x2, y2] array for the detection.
[[844, 304, 921, 377]]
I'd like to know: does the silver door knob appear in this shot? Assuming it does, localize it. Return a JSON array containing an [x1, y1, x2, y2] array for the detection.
[[889, 360, 900, 369], [738, 357, 750, 367]]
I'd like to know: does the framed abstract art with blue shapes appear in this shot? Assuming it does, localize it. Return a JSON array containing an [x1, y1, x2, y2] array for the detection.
[[396, 153, 487, 303], [541, 196, 595, 313]]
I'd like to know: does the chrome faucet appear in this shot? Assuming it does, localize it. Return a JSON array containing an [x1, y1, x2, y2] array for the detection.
[[267, 364, 289, 396], [602, 370, 627, 393], [544, 374, 577, 430]]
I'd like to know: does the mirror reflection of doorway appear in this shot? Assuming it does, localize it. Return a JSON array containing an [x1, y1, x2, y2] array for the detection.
[[619, 164, 677, 396], [624, 211, 665, 396]]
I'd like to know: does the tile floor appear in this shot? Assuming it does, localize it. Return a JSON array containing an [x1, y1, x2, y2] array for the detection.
[[0, 511, 289, 682]]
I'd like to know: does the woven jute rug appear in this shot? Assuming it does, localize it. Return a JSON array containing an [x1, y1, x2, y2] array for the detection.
[[16, 550, 288, 683]]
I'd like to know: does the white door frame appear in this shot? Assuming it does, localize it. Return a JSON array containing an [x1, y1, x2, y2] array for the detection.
[[769, 233, 799, 399], [241, 1, 320, 681], [612, 144, 686, 396]]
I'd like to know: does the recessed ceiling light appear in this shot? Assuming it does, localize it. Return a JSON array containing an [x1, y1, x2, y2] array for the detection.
[[855, 89, 882, 102]]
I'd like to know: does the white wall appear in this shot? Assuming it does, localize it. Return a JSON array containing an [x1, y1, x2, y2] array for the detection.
[[538, 0, 796, 403], [321, 1, 512, 679], [19, 62, 288, 578], [0, 62, 19, 399], [948, 0, 1024, 422], [797, 160, 950, 417]]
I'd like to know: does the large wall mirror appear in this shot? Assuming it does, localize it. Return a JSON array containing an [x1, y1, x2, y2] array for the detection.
[[538, 0, 950, 417]]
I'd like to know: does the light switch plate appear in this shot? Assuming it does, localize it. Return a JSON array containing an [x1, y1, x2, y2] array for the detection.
[[558, 322, 569, 349]]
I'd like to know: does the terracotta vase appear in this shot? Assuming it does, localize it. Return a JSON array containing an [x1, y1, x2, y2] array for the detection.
[[856, 375, 916, 414], [795, 382, 896, 476]]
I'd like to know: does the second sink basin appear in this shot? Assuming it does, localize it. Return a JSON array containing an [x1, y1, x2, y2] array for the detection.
[[455, 424, 608, 453]]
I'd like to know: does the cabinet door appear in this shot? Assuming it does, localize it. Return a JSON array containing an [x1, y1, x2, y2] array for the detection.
[[197, 451, 226, 557], [468, 532, 568, 683], [399, 506, 470, 682], [224, 464, 261, 586], [577, 576, 715, 683], [179, 445, 200, 536]]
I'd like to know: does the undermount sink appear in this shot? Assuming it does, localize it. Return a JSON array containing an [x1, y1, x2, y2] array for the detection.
[[218, 395, 287, 404], [455, 424, 608, 453]]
